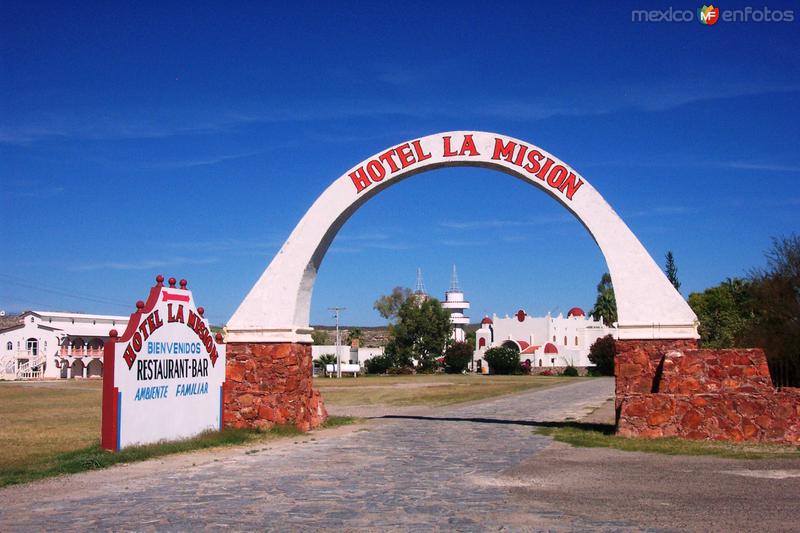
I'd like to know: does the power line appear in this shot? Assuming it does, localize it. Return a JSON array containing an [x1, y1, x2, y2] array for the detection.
[[0, 274, 131, 309]]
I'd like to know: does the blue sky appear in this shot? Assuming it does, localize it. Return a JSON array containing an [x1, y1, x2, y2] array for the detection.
[[1, 1, 798, 326]]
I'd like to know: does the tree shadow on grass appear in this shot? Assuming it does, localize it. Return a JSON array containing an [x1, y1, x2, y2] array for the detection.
[[377, 415, 616, 434]]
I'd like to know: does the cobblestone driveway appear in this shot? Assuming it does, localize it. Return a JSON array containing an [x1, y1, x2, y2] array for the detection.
[[1, 378, 617, 532]]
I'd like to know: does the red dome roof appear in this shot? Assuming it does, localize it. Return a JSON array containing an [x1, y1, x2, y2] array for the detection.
[[517, 340, 530, 351], [481, 316, 493, 325], [544, 342, 559, 354], [567, 307, 585, 317]]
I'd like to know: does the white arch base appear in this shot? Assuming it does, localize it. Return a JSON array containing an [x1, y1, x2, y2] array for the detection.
[[226, 132, 699, 343]]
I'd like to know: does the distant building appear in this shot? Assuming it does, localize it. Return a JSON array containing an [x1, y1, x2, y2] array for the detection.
[[0, 311, 129, 380], [441, 265, 470, 343], [311, 339, 384, 373], [473, 307, 616, 370]]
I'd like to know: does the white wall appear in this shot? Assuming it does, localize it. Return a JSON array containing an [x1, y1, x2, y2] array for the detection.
[[311, 345, 384, 366]]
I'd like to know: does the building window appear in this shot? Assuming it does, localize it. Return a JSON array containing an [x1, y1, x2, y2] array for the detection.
[[26, 338, 38, 356], [564, 336, 567, 345], [5, 342, 11, 351], [552, 335, 556, 342], [551, 358, 555, 365], [478, 338, 486, 348], [575, 336, 579, 346], [30, 317, 34, 323]]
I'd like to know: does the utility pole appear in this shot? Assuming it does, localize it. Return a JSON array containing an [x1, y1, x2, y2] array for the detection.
[[328, 306, 346, 378]]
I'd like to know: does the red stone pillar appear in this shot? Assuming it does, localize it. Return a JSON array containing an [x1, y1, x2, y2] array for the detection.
[[614, 339, 699, 406], [223, 342, 327, 432]]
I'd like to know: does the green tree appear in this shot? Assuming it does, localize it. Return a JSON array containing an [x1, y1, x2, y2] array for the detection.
[[665, 251, 681, 292], [464, 329, 476, 351], [373, 287, 413, 322], [588, 334, 616, 376], [742, 234, 800, 386], [315, 353, 336, 376], [383, 338, 413, 369], [311, 330, 329, 345], [688, 278, 752, 348], [483, 346, 520, 375], [444, 342, 473, 374], [390, 297, 451, 371], [687, 234, 800, 386], [590, 273, 617, 326]]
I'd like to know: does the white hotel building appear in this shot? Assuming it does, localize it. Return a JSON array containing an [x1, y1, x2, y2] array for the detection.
[[0, 311, 128, 380], [473, 307, 616, 370]]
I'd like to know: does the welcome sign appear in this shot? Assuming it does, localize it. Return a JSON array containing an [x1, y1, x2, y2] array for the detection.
[[102, 275, 226, 451]]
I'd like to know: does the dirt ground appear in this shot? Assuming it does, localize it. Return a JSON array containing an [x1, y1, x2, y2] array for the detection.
[[506, 397, 800, 532]]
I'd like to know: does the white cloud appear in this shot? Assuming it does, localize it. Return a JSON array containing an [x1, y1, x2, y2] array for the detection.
[[70, 256, 219, 272]]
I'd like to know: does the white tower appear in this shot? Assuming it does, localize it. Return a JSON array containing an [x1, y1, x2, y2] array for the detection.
[[442, 265, 470, 343], [413, 267, 429, 304]]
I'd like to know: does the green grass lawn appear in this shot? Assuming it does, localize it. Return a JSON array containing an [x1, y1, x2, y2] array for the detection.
[[0, 380, 355, 487], [536, 424, 800, 460], [314, 374, 581, 406]]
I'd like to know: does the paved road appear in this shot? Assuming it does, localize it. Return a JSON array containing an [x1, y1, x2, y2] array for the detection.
[[1, 379, 612, 531], [2, 378, 798, 532]]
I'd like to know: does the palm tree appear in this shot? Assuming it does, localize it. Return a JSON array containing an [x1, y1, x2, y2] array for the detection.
[[316, 353, 337, 377], [590, 273, 618, 326], [347, 328, 363, 344]]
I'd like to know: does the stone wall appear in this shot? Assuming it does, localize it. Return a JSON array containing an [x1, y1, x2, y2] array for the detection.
[[223, 342, 327, 431], [615, 339, 698, 407], [615, 341, 800, 445], [618, 389, 800, 443]]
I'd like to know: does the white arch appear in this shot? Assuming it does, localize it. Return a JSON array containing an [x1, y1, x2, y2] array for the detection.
[[226, 132, 698, 343]]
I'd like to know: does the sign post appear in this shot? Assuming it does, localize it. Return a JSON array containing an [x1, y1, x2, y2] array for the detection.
[[102, 275, 226, 451]]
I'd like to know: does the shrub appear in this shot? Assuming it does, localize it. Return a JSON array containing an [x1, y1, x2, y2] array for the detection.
[[562, 365, 579, 377], [444, 342, 473, 374], [387, 366, 414, 375], [484, 346, 521, 375], [588, 335, 616, 376], [365, 354, 392, 375], [540, 369, 555, 376]]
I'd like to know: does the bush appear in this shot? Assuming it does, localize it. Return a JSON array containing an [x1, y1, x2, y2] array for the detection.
[[484, 346, 521, 375], [588, 334, 616, 376], [444, 342, 473, 373], [365, 355, 392, 375], [387, 366, 414, 375], [562, 365, 579, 377]]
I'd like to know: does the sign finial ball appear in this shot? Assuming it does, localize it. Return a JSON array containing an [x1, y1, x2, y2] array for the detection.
[[197, 306, 204, 317], [136, 300, 144, 310], [168, 277, 176, 288], [180, 279, 187, 289], [156, 274, 164, 284]]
